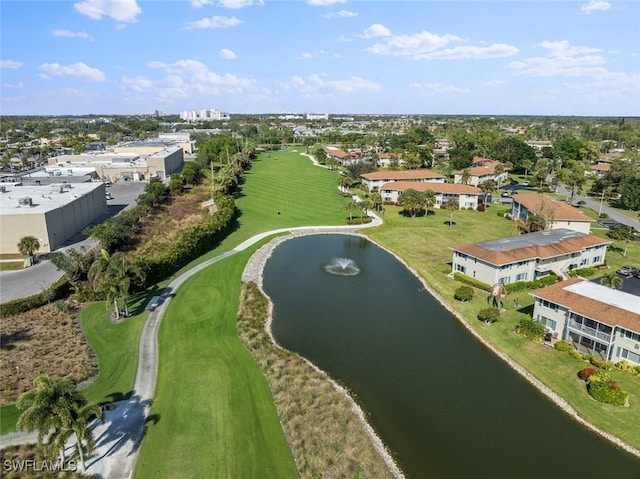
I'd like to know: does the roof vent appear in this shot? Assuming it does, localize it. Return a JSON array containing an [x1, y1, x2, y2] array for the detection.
[[18, 197, 33, 206]]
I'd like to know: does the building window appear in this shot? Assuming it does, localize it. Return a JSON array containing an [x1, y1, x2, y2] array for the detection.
[[516, 272, 528, 282], [580, 259, 588, 267], [537, 315, 557, 331], [620, 349, 640, 365], [455, 264, 466, 274], [499, 276, 510, 284], [593, 256, 601, 264]]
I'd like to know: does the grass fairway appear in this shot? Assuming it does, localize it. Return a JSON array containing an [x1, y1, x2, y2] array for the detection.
[[134, 248, 298, 479], [366, 204, 640, 450]]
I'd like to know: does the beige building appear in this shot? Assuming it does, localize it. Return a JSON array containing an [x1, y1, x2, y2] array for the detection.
[[380, 181, 483, 209], [0, 182, 106, 255], [531, 277, 640, 364], [454, 157, 509, 187], [451, 228, 610, 285], [511, 194, 593, 234]]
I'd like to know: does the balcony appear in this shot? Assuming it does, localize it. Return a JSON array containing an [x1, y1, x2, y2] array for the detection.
[[568, 319, 612, 343]]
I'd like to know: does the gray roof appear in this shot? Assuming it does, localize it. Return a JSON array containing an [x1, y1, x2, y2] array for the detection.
[[475, 228, 587, 252]]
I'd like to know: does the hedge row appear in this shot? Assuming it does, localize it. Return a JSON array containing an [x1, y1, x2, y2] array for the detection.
[[0, 276, 70, 317], [504, 274, 558, 293], [135, 194, 237, 288], [453, 272, 493, 292]]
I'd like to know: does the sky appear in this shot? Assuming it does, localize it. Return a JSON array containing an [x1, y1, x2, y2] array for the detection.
[[1, 0, 639, 116]]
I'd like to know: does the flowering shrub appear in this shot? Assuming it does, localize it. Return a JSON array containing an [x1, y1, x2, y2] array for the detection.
[[578, 367, 597, 381], [554, 340, 573, 352], [515, 318, 546, 341], [586, 371, 629, 406], [615, 361, 640, 377]]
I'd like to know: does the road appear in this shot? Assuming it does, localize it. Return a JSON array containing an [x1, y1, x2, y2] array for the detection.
[[0, 182, 145, 304]]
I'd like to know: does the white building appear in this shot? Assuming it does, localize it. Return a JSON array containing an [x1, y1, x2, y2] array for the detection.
[[454, 157, 509, 187], [531, 277, 640, 364], [379, 181, 483, 209], [360, 170, 445, 191], [180, 109, 230, 121], [451, 228, 610, 285], [306, 113, 329, 120], [511, 194, 593, 234]]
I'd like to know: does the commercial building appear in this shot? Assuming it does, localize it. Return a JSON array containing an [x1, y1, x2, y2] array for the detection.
[[530, 277, 640, 364], [511, 194, 593, 234], [0, 182, 106, 255], [451, 228, 610, 285], [379, 181, 483, 209]]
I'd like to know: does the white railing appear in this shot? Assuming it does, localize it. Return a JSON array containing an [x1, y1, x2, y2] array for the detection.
[[568, 319, 612, 342]]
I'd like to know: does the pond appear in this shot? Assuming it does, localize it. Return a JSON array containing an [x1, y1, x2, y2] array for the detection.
[[263, 234, 640, 479]]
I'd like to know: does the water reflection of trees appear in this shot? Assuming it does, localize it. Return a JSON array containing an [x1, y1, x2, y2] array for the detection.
[[343, 236, 369, 250]]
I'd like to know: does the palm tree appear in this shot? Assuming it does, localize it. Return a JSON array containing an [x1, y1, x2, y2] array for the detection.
[[399, 188, 422, 217], [337, 175, 352, 193], [479, 179, 497, 207], [359, 198, 373, 223], [494, 163, 505, 189], [444, 198, 459, 228], [17, 235, 40, 264], [600, 272, 623, 289], [16, 376, 102, 468], [422, 190, 436, 218], [459, 168, 472, 185], [370, 191, 383, 212], [522, 160, 533, 179], [345, 200, 359, 221]]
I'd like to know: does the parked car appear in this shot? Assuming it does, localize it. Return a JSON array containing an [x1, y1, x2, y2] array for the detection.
[[521, 181, 530, 187], [501, 191, 510, 197], [617, 265, 639, 277]]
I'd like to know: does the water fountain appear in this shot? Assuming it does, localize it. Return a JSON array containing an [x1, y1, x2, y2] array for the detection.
[[324, 257, 360, 276]]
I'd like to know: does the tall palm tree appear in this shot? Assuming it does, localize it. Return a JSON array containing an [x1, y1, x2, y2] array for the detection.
[[479, 179, 497, 207], [16, 376, 102, 468], [370, 191, 383, 212], [422, 190, 436, 218], [494, 163, 505, 189], [359, 198, 373, 223], [399, 189, 422, 217], [444, 198, 459, 228], [522, 160, 533, 179], [600, 272, 623, 289], [345, 200, 359, 221], [459, 168, 472, 185]]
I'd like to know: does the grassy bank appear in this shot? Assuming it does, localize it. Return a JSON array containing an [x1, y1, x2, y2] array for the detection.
[[238, 282, 395, 479], [365, 203, 640, 450]]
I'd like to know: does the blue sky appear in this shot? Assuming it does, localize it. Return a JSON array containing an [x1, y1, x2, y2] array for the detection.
[[1, 0, 639, 116]]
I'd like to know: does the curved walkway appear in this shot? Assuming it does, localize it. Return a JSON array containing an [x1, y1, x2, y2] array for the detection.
[[0, 209, 382, 479]]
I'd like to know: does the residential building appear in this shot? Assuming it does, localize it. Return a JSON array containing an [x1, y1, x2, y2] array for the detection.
[[590, 162, 611, 178], [180, 109, 230, 121], [0, 182, 106, 255], [360, 170, 445, 191], [451, 228, 610, 285], [530, 277, 640, 364], [379, 181, 482, 209], [376, 152, 403, 168], [323, 145, 352, 165], [511, 194, 593, 234], [454, 157, 508, 187]]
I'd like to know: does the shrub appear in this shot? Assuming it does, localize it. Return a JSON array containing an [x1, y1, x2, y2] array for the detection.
[[587, 371, 629, 406], [478, 307, 500, 324], [496, 208, 511, 217], [578, 367, 597, 381], [568, 267, 596, 278], [598, 213, 609, 219], [454, 286, 474, 302], [585, 354, 613, 370], [0, 277, 70, 317], [453, 272, 492, 292], [515, 318, 546, 341], [505, 274, 558, 293], [476, 204, 485, 212], [554, 340, 573, 352], [569, 349, 584, 360], [615, 361, 640, 376]]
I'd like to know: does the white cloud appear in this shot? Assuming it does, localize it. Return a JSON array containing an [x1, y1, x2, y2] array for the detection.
[[307, 0, 346, 6], [415, 43, 519, 60], [296, 50, 327, 59], [185, 15, 242, 29], [1, 82, 24, 89], [510, 40, 606, 77], [121, 75, 153, 92], [284, 74, 381, 96], [190, 0, 213, 7], [220, 48, 237, 59], [580, 1, 612, 14], [52, 29, 92, 39], [323, 10, 357, 19], [74, 0, 142, 23], [362, 24, 391, 38], [0, 60, 25, 69], [218, 0, 262, 8], [409, 82, 470, 94], [486, 79, 507, 87], [147, 59, 253, 87], [367, 31, 462, 57], [39, 62, 106, 81]]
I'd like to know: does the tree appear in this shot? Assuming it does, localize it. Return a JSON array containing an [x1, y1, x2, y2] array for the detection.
[[459, 168, 471, 185], [618, 176, 640, 211], [557, 160, 588, 203], [17, 235, 40, 262], [17, 376, 103, 468], [403, 152, 422, 170], [494, 163, 505, 189], [345, 200, 359, 221], [138, 177, 170, 208], [51, 247, 92, 293], [359, 198, 373, 223], [522, 160, 533, 179], [444, 198, 459, 227], [337, 175, 353, 193], [422, 190, 436, 218], [600, 272, 623, 289], [479, 179, 497, 207], [181, 161, 203, 185], [370, 191, 383, 212], [399, 188, 423, 217], [168, 174, 184, 194], [88, 249, 144, 319]]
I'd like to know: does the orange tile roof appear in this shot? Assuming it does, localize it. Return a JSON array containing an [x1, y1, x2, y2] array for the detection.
[[530, 277, 640, 331], [512, 194, 592, 222], [380, 181, 481, 194], [323, 145, 350, 159], [456, 159, 502, 176], [592, 163, 611, 171], [453, 230, 610, 266], [361, 170, 445, 180]]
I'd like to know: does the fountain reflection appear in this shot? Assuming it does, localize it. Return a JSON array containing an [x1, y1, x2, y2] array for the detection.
[[324, 257, 360, 276]]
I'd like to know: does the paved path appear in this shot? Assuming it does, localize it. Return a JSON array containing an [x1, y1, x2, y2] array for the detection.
[[0, 207, 382, 478], [556, 185, 639, 229]]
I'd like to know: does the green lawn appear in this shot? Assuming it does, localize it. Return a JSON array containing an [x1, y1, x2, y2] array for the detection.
[[366, 204, 640, 450]]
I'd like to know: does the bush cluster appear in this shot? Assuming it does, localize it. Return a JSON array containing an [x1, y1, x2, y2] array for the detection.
[[615, 361, 640, 376], [515, 318, 546, 341], [585, 354, 614, 370], [586, 371, 629, 406], [453, 272, 492, 292], [478, 307, 500, 324], [504, 274, 558, 293], [554, 340, 573, 352], [0, 277, 70, 317], [567, 267, 596, 278], [496, 208, 511, 217], [454, 286, 474, 302], [578, 367, 597, 381]]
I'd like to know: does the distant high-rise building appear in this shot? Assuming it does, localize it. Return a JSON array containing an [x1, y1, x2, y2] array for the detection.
[[180, 109, 230, 121]]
